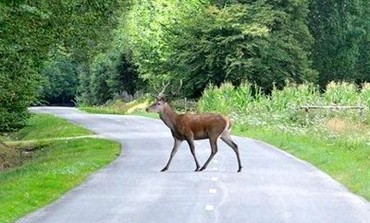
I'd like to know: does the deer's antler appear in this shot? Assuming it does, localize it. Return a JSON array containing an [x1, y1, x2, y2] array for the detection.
[[157, 81, 170, 99]]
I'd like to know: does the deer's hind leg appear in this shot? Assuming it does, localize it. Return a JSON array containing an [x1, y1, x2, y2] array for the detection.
[[221, 131, 242, 172]]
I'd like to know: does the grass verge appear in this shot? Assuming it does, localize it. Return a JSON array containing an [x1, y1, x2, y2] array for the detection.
[[234, 126, 370, 201], [7, 114, 92, 141], [79, 98, 151, 116], [0, 114, 120, 223], [79, 98, 159, 119], [79, 106, 126, 115]]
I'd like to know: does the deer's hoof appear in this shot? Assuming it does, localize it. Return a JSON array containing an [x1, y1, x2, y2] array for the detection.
[[160, 167, 168, 172], [199, 167, 206, 171], [237, 167, 242, 172]]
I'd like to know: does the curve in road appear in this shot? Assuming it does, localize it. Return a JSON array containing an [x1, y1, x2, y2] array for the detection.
[[18, 107, 370, 223]]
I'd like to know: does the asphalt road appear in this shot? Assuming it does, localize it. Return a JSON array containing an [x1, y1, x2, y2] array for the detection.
[[18, 107, 370, 223]]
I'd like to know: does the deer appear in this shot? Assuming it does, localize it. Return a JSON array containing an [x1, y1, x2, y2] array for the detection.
[[146, 81, 242, 172]]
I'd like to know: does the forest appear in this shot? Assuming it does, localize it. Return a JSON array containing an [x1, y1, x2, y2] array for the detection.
[[1, 0, 370, 132]]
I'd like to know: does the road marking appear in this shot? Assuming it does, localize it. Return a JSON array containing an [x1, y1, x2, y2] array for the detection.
[[213, 160, 218, 163], [212, 167, 218, 171], [211, 177, 218, 182], [205, 205, 214, 211], [209, 188, 217, 194]]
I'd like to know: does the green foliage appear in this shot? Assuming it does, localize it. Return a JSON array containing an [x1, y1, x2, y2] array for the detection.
[[0, 0, 125, 131], [78, 49, 143, 106], [79, 94, 151, 113], [39, 49, 79, 105], [108, 52, 143, 96], [360, 83, 370, 108], [356, 0, 370, 83], [89, 53, 114, 105], [309, 0, 366, 86], [0, 3, 40, 131], [3, 0, 370, 128], [122, 0, 316, 97], [323, 82, 360, 105], [121, 0, 205, 89], [199, 81, 369, 130]]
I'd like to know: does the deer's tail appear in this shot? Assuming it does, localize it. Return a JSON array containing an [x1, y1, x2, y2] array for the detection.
[[224, 117, 233, 132]]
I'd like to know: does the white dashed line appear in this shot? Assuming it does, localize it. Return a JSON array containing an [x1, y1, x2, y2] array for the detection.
[[213, 160, 218, 163], [211, 177, 218, 182], [205, 205, 214, 211], [209, 188, 217, 194], [212, 167, 218, 171]]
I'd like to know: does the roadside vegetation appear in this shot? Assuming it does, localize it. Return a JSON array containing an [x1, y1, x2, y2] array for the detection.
[[198, 81, 370, 201], [0, 114, 120, 223], [79, 97, 151, 115]]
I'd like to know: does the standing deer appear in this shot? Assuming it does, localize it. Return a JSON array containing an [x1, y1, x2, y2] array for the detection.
[[146, 82, 242, 172]]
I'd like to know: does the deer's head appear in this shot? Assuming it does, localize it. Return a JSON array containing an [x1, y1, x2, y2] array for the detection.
[[146, 80, 182, 113], [146, 96, 167, 113]]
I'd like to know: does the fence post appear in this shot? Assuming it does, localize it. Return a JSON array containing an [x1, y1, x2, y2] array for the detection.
[[360, 107, 364, 119]]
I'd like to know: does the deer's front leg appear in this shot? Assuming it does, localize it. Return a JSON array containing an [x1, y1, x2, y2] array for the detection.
[[161, 138, 182, 172], [186, 138, 201, 171]]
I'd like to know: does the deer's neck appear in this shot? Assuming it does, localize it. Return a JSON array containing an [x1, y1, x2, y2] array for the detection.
[[159, 104, 178, 131]]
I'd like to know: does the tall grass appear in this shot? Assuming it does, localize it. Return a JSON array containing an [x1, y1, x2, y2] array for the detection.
[[199, 81, 369, 132]]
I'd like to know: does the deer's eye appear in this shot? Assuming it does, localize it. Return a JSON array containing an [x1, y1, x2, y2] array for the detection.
[[157, 102, 161, 105]]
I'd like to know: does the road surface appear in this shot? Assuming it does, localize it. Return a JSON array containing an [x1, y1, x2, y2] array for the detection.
[[18, 107, 370, 223]]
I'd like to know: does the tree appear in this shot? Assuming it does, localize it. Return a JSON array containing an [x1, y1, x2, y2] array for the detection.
[[39, 48, 79, 105], [166, 1, 316, 97], [309, 0, 363, 87], [0, 2, 47, 131], [122, 0, 205, 91], [108, 51, 144, 97], [355, 0, 370, 83], [0, 0, 124, 131]]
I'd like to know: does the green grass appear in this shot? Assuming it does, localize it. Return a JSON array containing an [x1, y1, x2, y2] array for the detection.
[[8, 114, 92, 141], [79, 98, 152, 116], [129, 111, 159, 119], [79, 106, 126, 115], [233, 126, 370, 201], [0, 114, 120, 223], [79, 98, 160, 120], [80, 106, 160, 119]]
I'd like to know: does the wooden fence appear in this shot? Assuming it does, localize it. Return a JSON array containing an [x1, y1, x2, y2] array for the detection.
[[299, 105, 365, 117]]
